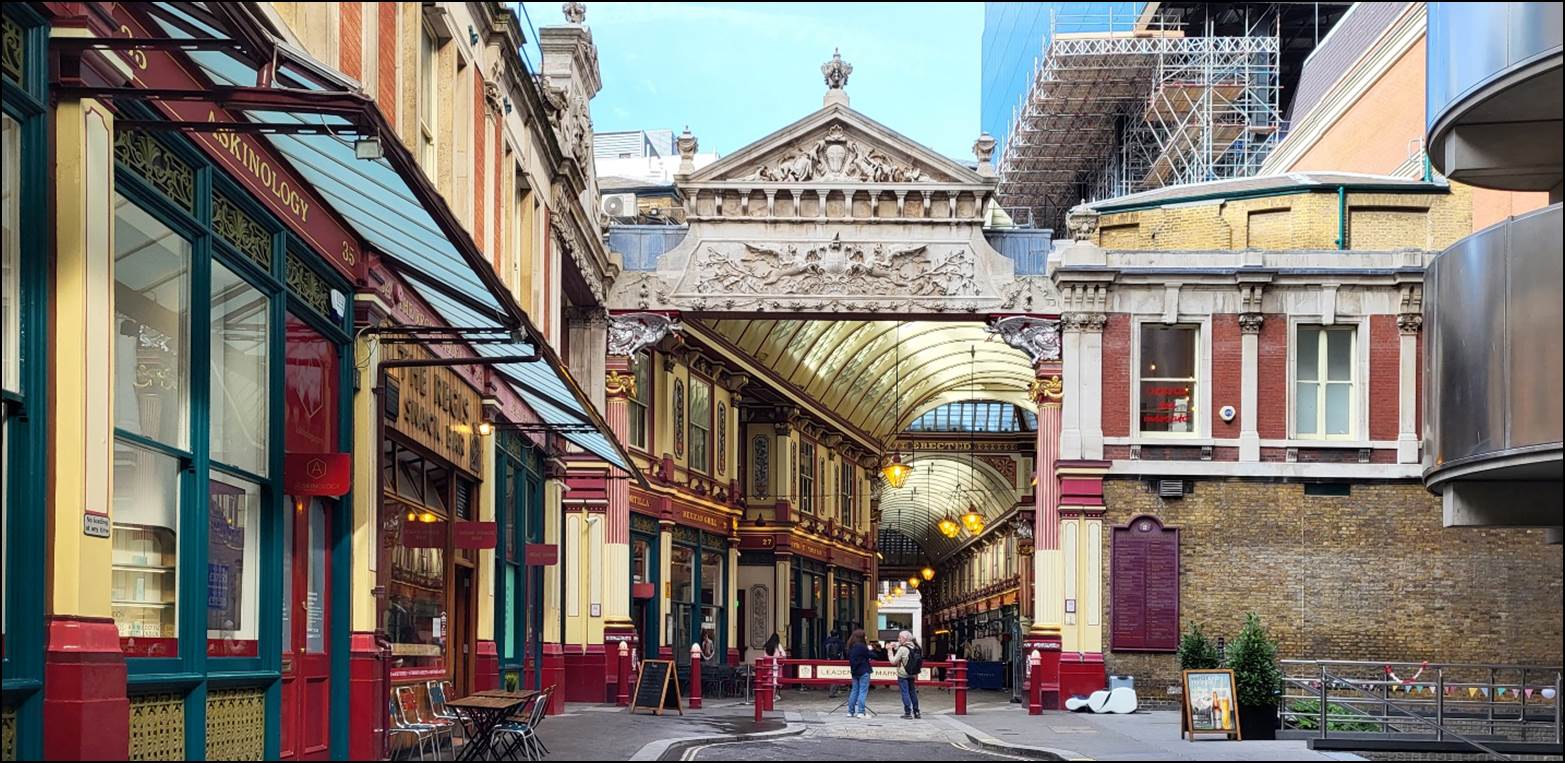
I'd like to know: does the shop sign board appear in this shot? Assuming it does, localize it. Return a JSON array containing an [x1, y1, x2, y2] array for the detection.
[[525, 543, 559, 566], [284, 452, 352, 496], [453, 521, 497, 549]]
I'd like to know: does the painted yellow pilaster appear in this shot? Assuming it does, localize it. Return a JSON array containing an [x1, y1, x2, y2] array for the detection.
[[774, 556, 791, 650], [49, 98, 115, 619], [727, 542, 740, 654], [1082, 518, 1104, 654], [825, 566, 837, 628], [658, 522, 673, 651], [349, 320, 382, 633], [477, 432, 496, 642], [1062, 519, 1080, 652], [542, 477, 564, 643]]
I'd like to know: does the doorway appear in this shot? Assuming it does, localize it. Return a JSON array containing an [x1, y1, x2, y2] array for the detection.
[[452, 566, 475, 696], [280, 497, 331, 760]]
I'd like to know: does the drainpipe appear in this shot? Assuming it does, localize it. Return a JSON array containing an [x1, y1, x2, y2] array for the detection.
[[1335, 186, 1348, 250]]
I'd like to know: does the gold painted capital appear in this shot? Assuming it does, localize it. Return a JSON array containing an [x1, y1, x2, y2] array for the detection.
[[1029, 374, 1063, 405], [605, 369, 636, 399]]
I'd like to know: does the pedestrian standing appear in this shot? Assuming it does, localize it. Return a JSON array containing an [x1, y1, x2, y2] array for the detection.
[[845, 629, 873, 718], [892, 630, 923, 719], [764, 632, 786, 701]]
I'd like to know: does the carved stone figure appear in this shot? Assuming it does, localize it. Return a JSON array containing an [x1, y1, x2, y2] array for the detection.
[[691, 238, 973, 300], [607, 312, 679, 357], [562, 1, 585, 24], [739, 123, 924, 183], [1065, 203, 1101, 241], [676, 126, 698, 175], [987, 316, 1062, 364]]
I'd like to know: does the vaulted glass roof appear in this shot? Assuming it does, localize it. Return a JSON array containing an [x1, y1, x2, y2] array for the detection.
[[907, 401, 1037, 433], [698, 319, 1037, 444], [876, 454, 1019, 561]]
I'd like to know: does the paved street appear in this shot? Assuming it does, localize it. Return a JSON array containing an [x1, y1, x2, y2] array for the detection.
[[531, 689, 1368, 761]]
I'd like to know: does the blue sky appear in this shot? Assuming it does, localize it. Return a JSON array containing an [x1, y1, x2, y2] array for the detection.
[[518, 2, 983, 160]]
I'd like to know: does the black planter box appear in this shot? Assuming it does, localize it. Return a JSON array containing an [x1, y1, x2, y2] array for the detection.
[[1239, 702, 1277, 740]]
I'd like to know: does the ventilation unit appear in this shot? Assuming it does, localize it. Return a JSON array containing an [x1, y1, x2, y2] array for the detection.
[[601, 193, 637, 217], [1157, 479, 1185, 498]]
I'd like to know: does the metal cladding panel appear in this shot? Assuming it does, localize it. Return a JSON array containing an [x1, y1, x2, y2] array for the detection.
[[1425, 203, 1563, 477]]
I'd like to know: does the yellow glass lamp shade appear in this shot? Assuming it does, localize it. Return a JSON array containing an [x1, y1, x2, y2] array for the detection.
[[938, 516, 961, 538], [921, 567, 935, 581], [961, 506, 985, 533], [907, 577, 920, 589], [419, 511, 439, 523], [882, 455, 913, 489]]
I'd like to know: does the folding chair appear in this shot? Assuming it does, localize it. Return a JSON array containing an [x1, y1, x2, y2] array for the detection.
[[491, 685, 553, 760], [426, 681, 467, 748], [397, 685, 454, 760]]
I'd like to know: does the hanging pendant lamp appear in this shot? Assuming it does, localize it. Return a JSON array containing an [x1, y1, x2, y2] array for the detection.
[[882, 321, 914, 488]]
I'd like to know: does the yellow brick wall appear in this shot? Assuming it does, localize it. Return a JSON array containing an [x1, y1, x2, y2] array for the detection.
[[1093, 186, 1471, 251]]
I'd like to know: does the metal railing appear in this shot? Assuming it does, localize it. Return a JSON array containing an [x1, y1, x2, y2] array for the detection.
[[1280, 659, 1563, 758]]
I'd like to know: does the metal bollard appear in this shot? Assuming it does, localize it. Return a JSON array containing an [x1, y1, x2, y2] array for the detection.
[[753, 658, 770, 722], [954, 659, 969, 716], [1028, 649, 1043, 715], [689, 643, 704, 710], [616, 641, 631, 707]]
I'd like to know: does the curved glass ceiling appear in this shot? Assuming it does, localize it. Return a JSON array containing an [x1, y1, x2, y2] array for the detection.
[[702, 319, 1036, 443], [907, 401, 1038, 433], [877, 454, 1019, 561]]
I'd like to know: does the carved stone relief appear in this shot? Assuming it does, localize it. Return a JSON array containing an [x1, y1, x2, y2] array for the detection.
[[739, 124, 924, 183], [607, 312, 680, 357], [690, 237, 974, 298], [986, 316, 1062, 365]]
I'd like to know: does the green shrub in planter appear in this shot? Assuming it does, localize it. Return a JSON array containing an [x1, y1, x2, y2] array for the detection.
[[1177, 623, 1221, 671], [1226, 612, 1282, 707]]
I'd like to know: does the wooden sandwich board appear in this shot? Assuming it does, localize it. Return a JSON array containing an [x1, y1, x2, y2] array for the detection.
[[629, 659, 684, 715]]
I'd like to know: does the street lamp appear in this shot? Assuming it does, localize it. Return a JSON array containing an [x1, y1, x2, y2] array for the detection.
[[907, 576, 920, 589], [882, 454, 913, 489], [961, 504, 985, 534], [938, 515, 961, 538], [921, 566, 935, 581]]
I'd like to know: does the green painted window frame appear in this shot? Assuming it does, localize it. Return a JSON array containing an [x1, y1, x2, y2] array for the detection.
[[1, 7, 49, 761], [493, 436, 545, 689], [112, 109, 356, 759]]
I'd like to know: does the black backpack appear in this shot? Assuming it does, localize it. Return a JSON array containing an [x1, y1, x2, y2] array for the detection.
[[903, 644, 924, 676]]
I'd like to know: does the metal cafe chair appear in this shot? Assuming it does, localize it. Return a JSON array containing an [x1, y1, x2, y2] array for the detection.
[[426, 680, 468, 748], [389, 696, 438, 761], [397, 685, 454, 760], [492, 685, 554, 760]]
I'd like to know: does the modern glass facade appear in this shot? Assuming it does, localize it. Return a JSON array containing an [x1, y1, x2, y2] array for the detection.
[[980, 2, 1145, 156]]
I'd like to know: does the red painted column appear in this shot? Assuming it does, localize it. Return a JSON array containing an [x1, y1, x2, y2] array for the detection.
[[475, 640, 499, 692], [542, 642, 567, 715], [42, 616, 128, 761], [602, 358, 638, 698], [687, 644, 703, 709], [1026, 361, 1064, 710]]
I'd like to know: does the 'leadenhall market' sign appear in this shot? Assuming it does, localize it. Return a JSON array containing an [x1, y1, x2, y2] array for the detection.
[[112, 5, 364, 281]]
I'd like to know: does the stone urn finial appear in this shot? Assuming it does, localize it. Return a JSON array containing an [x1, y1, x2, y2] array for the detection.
[[973, 132, 997, 177], [562, 1, 585, 24], [822, 48, 852, 107], [677, 126, 698, 175], [1065, 203, 1101, 242]]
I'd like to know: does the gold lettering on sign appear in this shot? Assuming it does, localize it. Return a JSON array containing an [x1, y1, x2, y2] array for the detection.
[[209, 113, 312, 223], [385, 344, 484, 474], [117, 25, 148, 70]]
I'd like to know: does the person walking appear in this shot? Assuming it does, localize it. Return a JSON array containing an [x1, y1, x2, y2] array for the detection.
[[891, 630, 923, 719], [845, 629, 873, 718], [824, 630, 845, 698]]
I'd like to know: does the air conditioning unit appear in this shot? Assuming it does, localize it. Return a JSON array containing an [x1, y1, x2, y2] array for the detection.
[[1157, 479, 1185, 498], [601, 193, 637, 217]]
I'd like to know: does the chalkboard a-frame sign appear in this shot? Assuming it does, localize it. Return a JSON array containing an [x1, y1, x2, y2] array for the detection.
[[630, 659, 684, 715]]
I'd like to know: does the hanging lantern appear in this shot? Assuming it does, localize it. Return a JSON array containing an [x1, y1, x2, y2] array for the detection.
[[921, 566, 935, 581], [908, 576, 920, 589], [881, 453, 913, 488], [938, 515, 961, 538], [961, 504, 985, 533], [893, 585, 905, 597]]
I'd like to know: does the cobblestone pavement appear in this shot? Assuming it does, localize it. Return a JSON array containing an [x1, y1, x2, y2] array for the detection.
[[678, 709, 1047, 760]]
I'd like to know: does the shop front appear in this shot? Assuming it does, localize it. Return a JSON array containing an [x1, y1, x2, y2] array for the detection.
[[629, 510, 662, 660], [669, 525, 730, 666], [495, 430, 546, 693]]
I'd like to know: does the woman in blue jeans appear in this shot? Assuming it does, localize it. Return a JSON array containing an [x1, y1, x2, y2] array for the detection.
[[845, 629, 873, 718]]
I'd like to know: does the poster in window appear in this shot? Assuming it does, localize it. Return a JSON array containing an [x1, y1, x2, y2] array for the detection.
[[207, 480, 246, 633]]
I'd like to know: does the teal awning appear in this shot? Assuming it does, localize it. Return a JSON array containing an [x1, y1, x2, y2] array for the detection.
[[145, 2, 636, 475]]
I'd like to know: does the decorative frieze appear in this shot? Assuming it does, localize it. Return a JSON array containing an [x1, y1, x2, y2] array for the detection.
[[1397, 313, 1423, 335], [987, 316, 1062, 365], [1239, 312, 1265, 334], [607, 312, 679, 357]]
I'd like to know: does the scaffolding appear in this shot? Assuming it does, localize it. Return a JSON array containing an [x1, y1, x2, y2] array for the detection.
[[996, 8, 1281, 230]]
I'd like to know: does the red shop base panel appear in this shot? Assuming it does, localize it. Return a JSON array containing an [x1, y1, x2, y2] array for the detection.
[[475, 641, 499, 693], [347, 632, 387, 761], [1059, 652, 1107, 702], [563, 645, 609, 703], [43, 616, 129, 761], [541, 643, 567, 715]]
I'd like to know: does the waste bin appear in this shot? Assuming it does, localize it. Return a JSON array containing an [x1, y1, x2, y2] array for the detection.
[[1108, 674, 1134, 691]]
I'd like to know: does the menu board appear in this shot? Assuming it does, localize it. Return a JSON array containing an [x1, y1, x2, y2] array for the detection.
[[630, 659, 683, 716], [1182, 669, 1241, 740]]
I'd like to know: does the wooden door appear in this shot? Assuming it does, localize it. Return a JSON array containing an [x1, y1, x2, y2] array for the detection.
[[280, 497, 332, 760]]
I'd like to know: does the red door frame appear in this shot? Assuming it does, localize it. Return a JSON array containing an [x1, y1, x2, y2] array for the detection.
[[281, 498, 333, 760]]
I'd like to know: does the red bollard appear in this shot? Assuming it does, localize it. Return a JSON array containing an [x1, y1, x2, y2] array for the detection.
[[753, 658, 769, 722], [616, 641, 631, 707], [954, 659, 968, 715], [1028, 649, 1044, 715], [689, 644, 703, 710]]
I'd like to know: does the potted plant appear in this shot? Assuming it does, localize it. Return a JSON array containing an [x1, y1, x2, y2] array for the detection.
[[1177, 623, 1220, 670], [1226, 612, 1282, 740]]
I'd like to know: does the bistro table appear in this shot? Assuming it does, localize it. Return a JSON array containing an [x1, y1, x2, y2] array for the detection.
[[445, 691, 538, 761]]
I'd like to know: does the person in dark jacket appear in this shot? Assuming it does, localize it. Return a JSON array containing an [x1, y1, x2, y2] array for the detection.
[[845, 629, 873, 718]]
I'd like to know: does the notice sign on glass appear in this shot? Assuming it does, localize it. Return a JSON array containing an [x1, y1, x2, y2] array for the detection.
[[1182, 669, 1241, 740], [208, 481, 247, 632]]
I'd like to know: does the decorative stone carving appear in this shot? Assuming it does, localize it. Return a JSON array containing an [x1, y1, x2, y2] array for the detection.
[[607, 312, 679, 357], [986, 316, 1061, 365], [973, 132, 997, 177], [1065, 203, 1100, 241], [562, 1, 585, 24], [1397, 313, 1423, 334], [604, 369, 636, 399], [1239, 313, 1265, 334], [739, 124, 924, 183], [549, 185, 605, 302], [821, 48, 852, 90], [1030, 374, 1064, 404], [676, 126, 698, 175], [1062, 312, 1107, 332], [691, 237, 975, 299]]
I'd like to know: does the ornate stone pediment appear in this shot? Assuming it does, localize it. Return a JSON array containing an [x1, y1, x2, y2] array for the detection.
[[687, 108, 979, 186]]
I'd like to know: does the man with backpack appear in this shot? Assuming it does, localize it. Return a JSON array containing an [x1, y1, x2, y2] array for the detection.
[[891, 630, 923, 719]]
